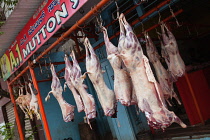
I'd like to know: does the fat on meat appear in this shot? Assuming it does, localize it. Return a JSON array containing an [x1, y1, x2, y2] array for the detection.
[[118, 13, 186, 130], [64, 54, 85, 112], [145, 33, 181, 106], [69, 51, 96, 120], [160, 23, 185, 81], [102, 26, 134, 106], [84, 37, 117, 117], [45, 64, 75, 122]]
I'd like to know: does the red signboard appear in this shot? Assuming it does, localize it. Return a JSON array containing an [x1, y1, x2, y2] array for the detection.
[[0, 0, 88, 81]]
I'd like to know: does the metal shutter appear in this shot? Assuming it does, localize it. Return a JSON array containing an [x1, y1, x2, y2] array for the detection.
[[5, 102, 34, 139], [5, 102, 15, 125]]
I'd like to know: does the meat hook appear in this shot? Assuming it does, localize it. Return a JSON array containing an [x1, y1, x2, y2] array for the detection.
[[140, 22, 145, 34], [112, 0, 120, 20], [39, 63, 43, 75], [95, 14, 104, 35], [157, 10, 162, 24], [168, 4, 181, 27], [27, 73, 32, 83], [135, 0, 148, 5]]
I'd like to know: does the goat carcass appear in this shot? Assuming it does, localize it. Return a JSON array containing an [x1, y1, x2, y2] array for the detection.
[[28, 82, 41, 120], [64, 54, 85, 112], [102, 26, 134, 106], [118, 13, 186, 130], [145, 33, 181, 105], [84, 37, 116, 117], [15, 86, 32, 119], [45, 64, 75, 122], [68, 51, 96, 120], [160, 23, 185, 81]]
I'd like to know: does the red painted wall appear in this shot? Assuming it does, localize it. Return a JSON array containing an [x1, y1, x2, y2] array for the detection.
[[176, 67, 210, 125]]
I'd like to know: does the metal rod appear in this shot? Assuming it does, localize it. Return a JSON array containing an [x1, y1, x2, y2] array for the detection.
[[184, 74, 204, 124], [37, 76, 64, 83], [7, 80, 24, 140], [29, 64, 52, 140]]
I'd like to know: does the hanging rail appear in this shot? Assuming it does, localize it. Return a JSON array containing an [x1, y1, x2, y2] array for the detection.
[[36, 0, 180, 83], [37, 9, 183, 83]]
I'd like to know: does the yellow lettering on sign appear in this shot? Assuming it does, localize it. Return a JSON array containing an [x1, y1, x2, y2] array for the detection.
[[16, 44, 22, 63], [9, 51, 17, 70]]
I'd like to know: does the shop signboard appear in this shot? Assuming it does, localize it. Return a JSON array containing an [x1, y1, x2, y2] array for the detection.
[[0, 0, 88, 81]]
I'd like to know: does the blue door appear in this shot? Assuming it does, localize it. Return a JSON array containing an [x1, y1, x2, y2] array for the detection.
[[100, 58, 137, 140]]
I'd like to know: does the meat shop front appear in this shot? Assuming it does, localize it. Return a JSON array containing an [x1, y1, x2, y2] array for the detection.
[[0, 0, 210, 140]]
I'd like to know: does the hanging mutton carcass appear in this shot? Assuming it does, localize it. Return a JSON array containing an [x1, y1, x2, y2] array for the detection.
[[145, 33, 181, 106], [117, 13, 186, 130], [64, 54, 85, 113], [84, 37, 117, 117], [15, 86, 32, 119], [28, 82, 41, 120], [102, 26, 137, 106], [45, 64, 75, 122], [160, 22, 185, 81], [67, 51, 96, 120]]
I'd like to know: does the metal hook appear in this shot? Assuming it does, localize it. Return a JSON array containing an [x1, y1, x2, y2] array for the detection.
[[18, 79, 23, 87], [27, 73, 32, 82], [135, 0, 148, 5], [39, 63, 43, 74], [154, 27, 160, 35], [23, 76, 29, 93], [49, 56, 52, 65], [44, 59, 48, 70], [155, 28, 162, 40], [95, 14, 104, 34], [168, 4, 181, 27], [140, 22, 145, 33], [157, 10, 162, 24], [76, 21, 86, 29], [112, 1, 120, 20]]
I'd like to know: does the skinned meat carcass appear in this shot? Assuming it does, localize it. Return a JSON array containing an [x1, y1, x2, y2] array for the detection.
[[68, 51, 96, 120], [160, 36, 170, 67], [15, 86, 32, 119], [64, 54, 85, 112], [28, 82, 41, 120], [160, 23, 185, 81], [84, 37, 117, 117], [118, 13, 186, 130], [102, 26, 134, 106], [45, 64, 75, 122], [145, 33, 181, 106]]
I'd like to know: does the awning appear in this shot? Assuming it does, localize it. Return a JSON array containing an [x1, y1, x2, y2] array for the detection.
[[0, 0, 43, 57]]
